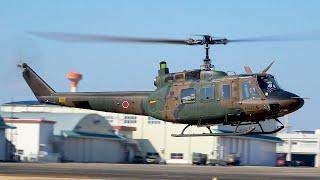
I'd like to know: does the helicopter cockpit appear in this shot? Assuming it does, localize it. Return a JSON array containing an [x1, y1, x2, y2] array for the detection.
[[257, 74, 281, 96]]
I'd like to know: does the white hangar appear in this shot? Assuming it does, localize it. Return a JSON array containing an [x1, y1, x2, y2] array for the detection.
[[1, 110, 139, 163]]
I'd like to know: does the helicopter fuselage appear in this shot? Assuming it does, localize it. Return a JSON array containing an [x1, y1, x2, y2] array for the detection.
[[21, 62, 304, 127]]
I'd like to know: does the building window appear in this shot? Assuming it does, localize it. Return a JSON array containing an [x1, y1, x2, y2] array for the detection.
[[222, 84, 231, 100], [181, 88, 195, 103], [124, 116, 137, 124], [200, 86, 214, 100], [17, 150, 24, 155], [148, 117, 161, 124], [170, 153, 184, 159]]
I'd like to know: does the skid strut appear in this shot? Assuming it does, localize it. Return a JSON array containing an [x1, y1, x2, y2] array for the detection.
[[249, 118, 284, 134]]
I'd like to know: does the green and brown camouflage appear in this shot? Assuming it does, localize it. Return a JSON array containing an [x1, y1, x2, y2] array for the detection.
[[21, 61, 304, 128]]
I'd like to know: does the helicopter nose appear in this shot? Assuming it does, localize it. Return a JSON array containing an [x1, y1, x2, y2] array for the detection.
[[284, 94, 304, 112], [267, 90, 304, 114]]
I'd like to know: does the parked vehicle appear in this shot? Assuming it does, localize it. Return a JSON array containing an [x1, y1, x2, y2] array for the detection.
[[276, 159, 286, 166], [226, 153, 240, 166], [277, 160, 305, 167], [209, 153, 240, 166], [132, 155, 144, 164], [192, 153, 208, 165], [208, 159, 227, 166], [145, 152, 160, 164]]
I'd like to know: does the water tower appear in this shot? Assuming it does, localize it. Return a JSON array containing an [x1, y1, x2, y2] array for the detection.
[[66, 72, 82, 92]]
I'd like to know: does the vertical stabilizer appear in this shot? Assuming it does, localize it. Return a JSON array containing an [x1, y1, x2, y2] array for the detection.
[[20, 63, 55, 99]]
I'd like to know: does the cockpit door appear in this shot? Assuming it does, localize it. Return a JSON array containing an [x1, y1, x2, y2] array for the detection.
[[239, 77, 267, 115], [219, 80, 240, 106]]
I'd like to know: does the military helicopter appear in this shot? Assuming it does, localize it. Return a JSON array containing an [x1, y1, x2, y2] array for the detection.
[[19, 32, 305, 137]]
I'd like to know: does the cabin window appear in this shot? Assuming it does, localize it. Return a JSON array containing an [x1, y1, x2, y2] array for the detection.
[[241, 81, 260, 100], [200, 86, 214, 100], [181, 88, 196, 103], [222, 84, 231, 100]]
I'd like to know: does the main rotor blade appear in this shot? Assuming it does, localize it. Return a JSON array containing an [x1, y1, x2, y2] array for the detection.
[[228, 31, 320, 43], [28, 31, 189, 45]]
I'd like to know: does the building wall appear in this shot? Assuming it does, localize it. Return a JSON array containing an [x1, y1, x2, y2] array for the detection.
[[0, 129, 5, 160], [39, 123, 54, 154], [218, 137, 276, 166], [249, 140, 276, 166], [62, 137, 123, 163], [5, 123, 40, 161], [132, 119, 219, 164], [277, 131, 320, 167]]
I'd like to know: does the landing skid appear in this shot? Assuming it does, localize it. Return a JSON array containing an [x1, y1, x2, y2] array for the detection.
[[171, 126, 255, 137], [171, 118, 284, 137]]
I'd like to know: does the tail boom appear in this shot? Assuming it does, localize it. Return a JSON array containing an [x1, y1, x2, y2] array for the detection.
[[21, 63, 150, 116]]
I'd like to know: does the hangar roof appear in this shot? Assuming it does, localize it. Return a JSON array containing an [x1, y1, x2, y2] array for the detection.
[[0, 116, 15, 129], [62, 130, 125, 140]]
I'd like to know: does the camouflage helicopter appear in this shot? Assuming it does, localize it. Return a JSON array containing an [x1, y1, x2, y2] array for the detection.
[[19, 32, 305, 137]]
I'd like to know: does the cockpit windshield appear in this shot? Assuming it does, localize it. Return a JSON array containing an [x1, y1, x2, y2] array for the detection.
[[257, 75, 281, 95]]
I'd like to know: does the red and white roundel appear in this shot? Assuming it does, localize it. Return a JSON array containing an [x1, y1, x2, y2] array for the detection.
[[122, 100, 130, 109]]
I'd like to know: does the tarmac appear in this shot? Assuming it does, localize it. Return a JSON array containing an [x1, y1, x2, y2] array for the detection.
[[0, 163, 319, 180]]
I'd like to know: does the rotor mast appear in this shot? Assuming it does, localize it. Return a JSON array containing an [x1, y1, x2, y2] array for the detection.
[[198, 35, 227, 71], [202, 40, 212, 70]]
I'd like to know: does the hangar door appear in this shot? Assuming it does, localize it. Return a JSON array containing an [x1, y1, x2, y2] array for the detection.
[[292, 154, 316, 167]]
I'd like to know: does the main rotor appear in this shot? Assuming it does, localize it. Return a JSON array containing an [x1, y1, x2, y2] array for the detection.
[[184, 35, 228, 70], [29, 31, 317, 71]]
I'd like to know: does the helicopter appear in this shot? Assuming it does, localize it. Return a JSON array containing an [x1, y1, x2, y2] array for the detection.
[[19, 32, 305, 137]]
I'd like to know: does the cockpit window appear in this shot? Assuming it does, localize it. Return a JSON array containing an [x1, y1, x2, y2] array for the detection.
[[241, 81, 260, 100], [257, 75, 281, 95]]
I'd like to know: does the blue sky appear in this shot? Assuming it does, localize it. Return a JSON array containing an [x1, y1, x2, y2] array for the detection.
[[0, 0, 319, 130]]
